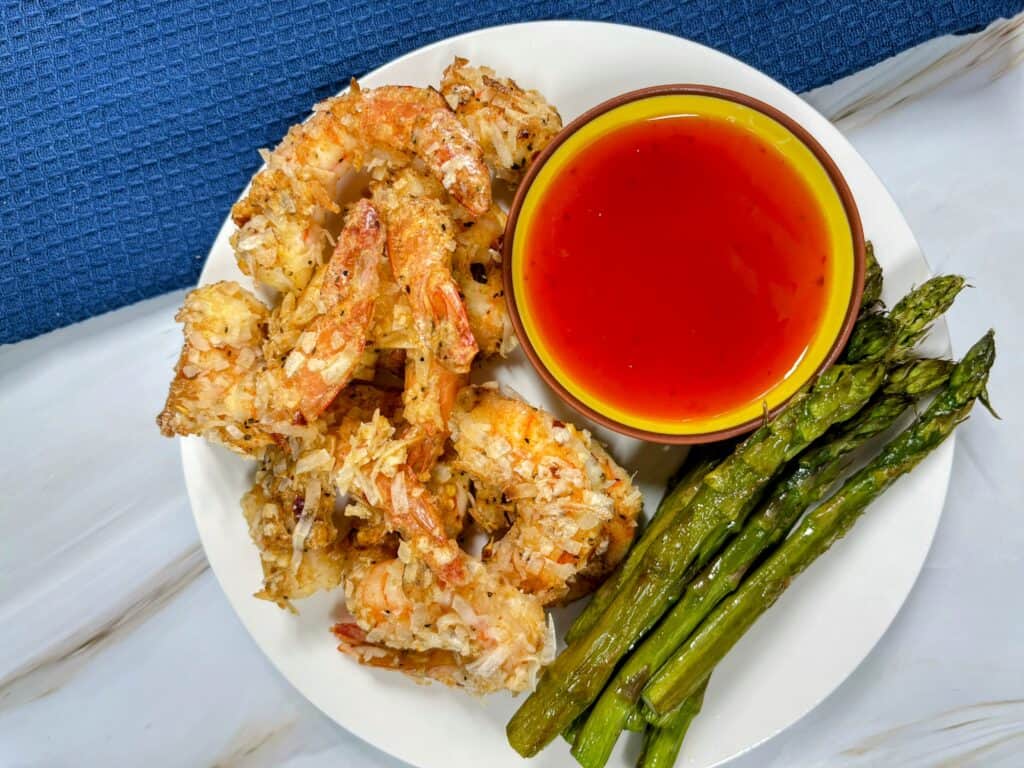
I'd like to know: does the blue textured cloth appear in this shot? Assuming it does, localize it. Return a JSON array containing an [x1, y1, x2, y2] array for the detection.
[[2, 1, 1021, 343]]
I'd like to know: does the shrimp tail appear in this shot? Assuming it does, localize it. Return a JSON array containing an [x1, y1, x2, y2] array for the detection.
[[431, 277, 479, 373]]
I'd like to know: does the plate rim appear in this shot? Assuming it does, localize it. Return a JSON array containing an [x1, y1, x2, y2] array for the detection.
[[181, 19, 954, 768]]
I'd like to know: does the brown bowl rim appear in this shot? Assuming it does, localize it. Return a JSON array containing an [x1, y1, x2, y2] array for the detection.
[[502, 84, 865, 445]]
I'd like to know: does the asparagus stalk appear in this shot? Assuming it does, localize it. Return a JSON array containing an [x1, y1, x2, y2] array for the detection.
[[566, 452, 722, 643], [889, 275, 965, 349], [570, 387, 934, 767], [860, 241, 883, 311], [641, 332, 995, 715], [624, 705, 647, 732], [562, 710, 587, 747], [884, 358, 955, 396], [845, 274, 965, 363], [637, 681, 708, 768], [506, 359, 886, 757], [843, 312, 897, 363]]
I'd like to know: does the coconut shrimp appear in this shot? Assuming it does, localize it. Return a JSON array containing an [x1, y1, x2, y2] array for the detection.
[[159, 62, 621, 695], [366, 262, 418, 353], [333, 548, 553, 694], [333, 622, 509, 691], [241, 384, 404, 608], [376, 161, 512, 358], [242, 443, 344, 609], [232, 84, 491, 295], [156, 281, 295, 456], [265, 199, 385, 421], [331, 414, 554, 693], [334, 412, 465, 579], [450, 385, 642, 606], [441, 58, 563, 184], [159, 201, 387, 450], [452, 203, 515, 357], [370, 168, 477, 470], [425, 453, 473, 540], [372, 169, 478, 373]]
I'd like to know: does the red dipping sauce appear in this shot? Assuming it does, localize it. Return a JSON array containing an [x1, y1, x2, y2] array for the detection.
[[523, 114, 831, 424]]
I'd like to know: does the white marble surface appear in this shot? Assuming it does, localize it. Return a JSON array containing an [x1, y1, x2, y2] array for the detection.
[[2, 16, 1023, 767]]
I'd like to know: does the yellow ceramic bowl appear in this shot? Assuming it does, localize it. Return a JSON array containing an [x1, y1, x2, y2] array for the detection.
[[503, 86, 865, 444]]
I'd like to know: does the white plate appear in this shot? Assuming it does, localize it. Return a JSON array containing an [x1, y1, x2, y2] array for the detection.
[[182, 21, 953, 768]]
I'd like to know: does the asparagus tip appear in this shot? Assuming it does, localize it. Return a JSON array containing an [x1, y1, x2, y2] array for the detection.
[[979, 387, 1000, 419], [973, 331, 999, 418]]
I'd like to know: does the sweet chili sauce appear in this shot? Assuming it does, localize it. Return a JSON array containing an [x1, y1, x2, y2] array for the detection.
[[523, 114, 831, 424]]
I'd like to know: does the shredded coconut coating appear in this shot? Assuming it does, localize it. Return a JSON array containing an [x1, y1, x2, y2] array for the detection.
[[441, 57, 563, 183], [232, 84, 490, 294], [451, 385, 642, 606], [158, 61, 626, 696]]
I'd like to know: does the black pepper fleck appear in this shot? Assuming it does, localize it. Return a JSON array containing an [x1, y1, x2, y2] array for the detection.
[[470, 262, 488, 284]]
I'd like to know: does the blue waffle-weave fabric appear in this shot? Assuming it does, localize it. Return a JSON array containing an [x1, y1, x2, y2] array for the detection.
[[2, 0, 1021, 343]]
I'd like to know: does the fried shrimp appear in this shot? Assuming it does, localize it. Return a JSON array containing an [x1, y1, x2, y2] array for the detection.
[[241, 385, 403, 608], [270, 199, 384, 421], [372, 169, 478, 374], [333, 549, 553, 694], [370, 168, 476, 471], [425, 453, 472, 540], [242, 442, 344, 609], [441, 58, 563, 183], [450, 385, 642, 605], [159, 201, 387, 448], [232, 84, 491, 294], [334, 412, 464, 579], [156, 281, 292, 456], [332, 414, 554, 693], [452, 203, 514, 357], [375, 160, 512, 358], [158, 61, 634, 696]]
